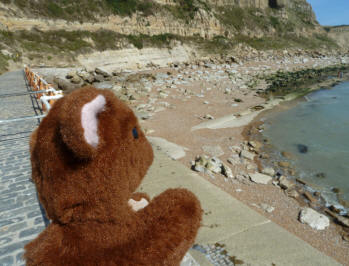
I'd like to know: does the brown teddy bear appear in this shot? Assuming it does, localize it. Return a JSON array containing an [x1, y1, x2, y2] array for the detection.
[[24, 87, 202, 266]]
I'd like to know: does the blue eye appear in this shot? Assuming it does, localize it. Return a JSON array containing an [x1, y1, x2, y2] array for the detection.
[[132, 127, 139, 139]]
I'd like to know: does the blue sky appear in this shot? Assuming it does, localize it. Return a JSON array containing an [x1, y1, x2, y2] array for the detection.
[[307, 0, 349, 26]]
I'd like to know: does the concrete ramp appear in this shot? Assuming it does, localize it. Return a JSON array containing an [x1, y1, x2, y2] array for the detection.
[[142, 150, 342, 266]]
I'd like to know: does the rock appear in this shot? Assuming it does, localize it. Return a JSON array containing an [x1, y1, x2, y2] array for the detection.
[[336, 216, 349, 228], [221, 163, 233, 179], [303, 191, 317, 203], [249, 173, 272, 185], [203, 114, 214, 120], [66, 70, 76, 79], [281, 151, 294, 159], [77, 70, 94, 83], [248, 140, 262, 150], [240, 150, 255, 161], [332, 187, 341, 194], [70, 75, 82, 84], [278, 176, 295, 190], [227, 154, 240, 165], [287, 189, 299, 199], [297, 144, 308, 154], [53, 76, 79, 92], [95, 67, 111, 77], [343, 234, 349, 242], [278, 161, 290, 168], [94, 74, 105, 83], [299, 208, 329, 230], [202, 145, 224, 157], [261, 167, 275, 177], [206, 157, 222, 174], [260, 203, 275, 213], [94, 82, 113, 89], [315, 172, 326, 179]]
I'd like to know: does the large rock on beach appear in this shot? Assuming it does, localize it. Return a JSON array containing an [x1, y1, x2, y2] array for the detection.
[[299, 208, 329, 230]]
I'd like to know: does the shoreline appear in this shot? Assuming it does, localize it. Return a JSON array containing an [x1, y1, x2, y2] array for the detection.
[[35, 54, 349, 264]]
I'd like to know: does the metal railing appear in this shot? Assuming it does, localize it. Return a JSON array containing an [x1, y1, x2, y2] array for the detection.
[[24, 67, 63, 112]]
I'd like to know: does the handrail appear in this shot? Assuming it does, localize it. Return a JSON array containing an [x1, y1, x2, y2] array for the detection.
[[24, 67, 63, 112]]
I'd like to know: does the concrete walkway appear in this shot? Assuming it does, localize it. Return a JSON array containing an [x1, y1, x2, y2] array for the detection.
[[143, 149, 342, 266], [0, 71, 45, 265]]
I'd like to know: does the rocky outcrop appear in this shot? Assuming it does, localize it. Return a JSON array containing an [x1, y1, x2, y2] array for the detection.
[[327, 26, 349, 49]]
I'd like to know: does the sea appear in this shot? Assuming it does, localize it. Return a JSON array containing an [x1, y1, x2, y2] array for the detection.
[[262, 81, 349, 214]]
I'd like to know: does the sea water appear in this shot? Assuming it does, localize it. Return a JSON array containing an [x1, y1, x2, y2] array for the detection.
[[262, 81, 349, 214]]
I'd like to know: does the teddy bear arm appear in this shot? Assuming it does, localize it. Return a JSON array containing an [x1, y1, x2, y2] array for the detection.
[[131, 188, 202, 265], [24, 224, 65, 266]]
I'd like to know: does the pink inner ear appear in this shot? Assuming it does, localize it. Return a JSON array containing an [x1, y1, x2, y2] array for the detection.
[[81, 95, 106, 148]]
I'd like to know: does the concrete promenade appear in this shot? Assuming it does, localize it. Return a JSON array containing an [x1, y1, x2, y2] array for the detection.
[[0, 70, 342, 266], [0, 71, 45, 265]]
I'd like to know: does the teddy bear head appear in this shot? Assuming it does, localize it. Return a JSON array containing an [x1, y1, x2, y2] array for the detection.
[[30, 87, 154, 224]]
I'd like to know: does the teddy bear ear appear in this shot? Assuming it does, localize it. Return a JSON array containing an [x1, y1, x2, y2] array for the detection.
[[81, 94, 106, 148], [59, 90, 107, 159]]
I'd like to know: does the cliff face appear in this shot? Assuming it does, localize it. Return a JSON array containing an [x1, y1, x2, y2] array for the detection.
[[326, 26, 349, 49], [0, 0, 319, 39], [0, 0, 339, 73]]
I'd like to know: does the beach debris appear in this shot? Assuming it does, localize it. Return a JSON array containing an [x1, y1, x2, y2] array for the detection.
[[278, 176, 295, 190], [261, 167, 275, 177], [299, 208, 329, 230], [297, 144, 308, 154], [249, 172, 272, 185], [240, 150, 255, 161]]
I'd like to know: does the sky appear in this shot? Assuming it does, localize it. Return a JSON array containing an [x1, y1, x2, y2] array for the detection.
[[307, 0, 349, 26]]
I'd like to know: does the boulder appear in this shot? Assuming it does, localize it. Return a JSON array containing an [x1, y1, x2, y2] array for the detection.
[[299, 208, 329, 230]]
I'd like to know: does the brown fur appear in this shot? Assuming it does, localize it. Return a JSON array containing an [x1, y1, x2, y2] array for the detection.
[[24, 87, 202, 266]]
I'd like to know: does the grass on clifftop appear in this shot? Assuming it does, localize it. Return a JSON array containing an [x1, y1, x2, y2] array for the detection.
[[0, 0, 161, 21]]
